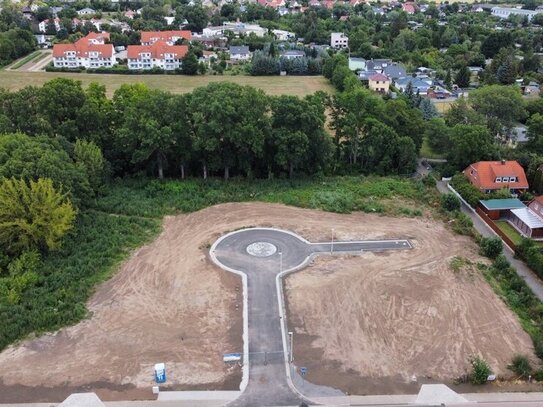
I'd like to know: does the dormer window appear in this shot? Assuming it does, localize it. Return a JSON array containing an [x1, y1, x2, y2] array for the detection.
[[496, 177, 502, 182], [510, 176, 517, 182], [502, 177, 509, 182]]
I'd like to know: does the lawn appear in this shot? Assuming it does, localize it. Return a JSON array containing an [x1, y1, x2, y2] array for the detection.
[[6, 51, 41, 70], [495, 220, 523, 245], [420, 137, 445, 159], [0, 71, 334, 97]]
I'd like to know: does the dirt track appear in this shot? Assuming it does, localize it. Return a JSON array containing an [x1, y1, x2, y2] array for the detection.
[[0, 203, 536, 401]]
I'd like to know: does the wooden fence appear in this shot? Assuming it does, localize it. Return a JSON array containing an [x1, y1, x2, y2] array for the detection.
[[475, 207, 517, 251]]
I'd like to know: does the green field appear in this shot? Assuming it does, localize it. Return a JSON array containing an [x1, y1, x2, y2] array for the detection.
[[0, 71, 334, 96]]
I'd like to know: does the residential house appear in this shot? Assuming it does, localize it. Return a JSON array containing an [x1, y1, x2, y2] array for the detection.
[[51, 6, 64, 17], [506, 196, 543, 239], [127, 41, 188, 70], [22, 6, 33, 19], [368, 73, 390, 93], [522, 81, 540, 96], [366, 58, 392, 72], [383, 63, 406, 80], [463, 160, 529, 194], [140, 30, 192, 46], [53, 32, 116, 69], [203, 22, 267, 38], [331, 32, 348, 49], [273, 29, 295, 41], [199, 50, 218, 66], [349, 57, 366, 71], [358, 70, 378, 81], [38, 18, 61, 33], [402, 2, 416, 14], [229, 45, 251, 61], [124, 9, 136, 19], [280, 50, 305, 59], [491, 7, 539, 21], [77, 7, 96, 15]]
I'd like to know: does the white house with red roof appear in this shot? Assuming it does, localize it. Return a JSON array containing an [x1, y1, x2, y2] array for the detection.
[[331, 32, 348, 49], [127, 41, 189, 70], [53, 32, 116, 69], [140, 30, 192, 45]]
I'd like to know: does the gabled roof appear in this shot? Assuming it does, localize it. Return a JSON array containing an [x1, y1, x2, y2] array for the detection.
[[140, 30, 192, 44], [532, 196, 543, 207], [127, 41, 188, 59], [463, 161, 529, 190], [229, 45, 250, 54], [53, 32, 113, 58], [85, 31, 110, 42], [369, 73, 389, 81]]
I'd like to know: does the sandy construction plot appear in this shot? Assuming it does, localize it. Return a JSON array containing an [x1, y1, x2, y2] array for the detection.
[[284, 212, 536, 394], [0, 202, 535, 402]]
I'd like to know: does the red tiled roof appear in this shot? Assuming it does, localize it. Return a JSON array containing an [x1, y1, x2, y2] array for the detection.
[[127, 41, 188, 59], [369, 73, 389, 81], [463, 161, 529, 191], [53, 33, 113, 58], [86, 31, 110, 42], [532, 196, 543, 206], [402, 3, 416, 13], [140, 30, 192, 44]]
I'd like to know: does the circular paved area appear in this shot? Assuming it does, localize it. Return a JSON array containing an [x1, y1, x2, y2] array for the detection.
[[212, 229, 314, 274]]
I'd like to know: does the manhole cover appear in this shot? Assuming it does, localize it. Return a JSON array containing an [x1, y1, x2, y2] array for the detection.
[[246, 242, 277, 257]]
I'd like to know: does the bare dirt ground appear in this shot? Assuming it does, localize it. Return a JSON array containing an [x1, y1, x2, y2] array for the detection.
[[0, 202, 537, 402], [284, 209, 538, 395]]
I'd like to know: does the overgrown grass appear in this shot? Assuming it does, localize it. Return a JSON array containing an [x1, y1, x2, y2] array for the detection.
[[495, 221, 523, 245], [0, 211, 160, 350], [0, 176, 437, 350], [94, 176, 434, 218], [9, 51, 41, 70]]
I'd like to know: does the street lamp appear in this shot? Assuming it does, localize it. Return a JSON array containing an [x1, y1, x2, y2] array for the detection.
[[288, 331, 293, 363]]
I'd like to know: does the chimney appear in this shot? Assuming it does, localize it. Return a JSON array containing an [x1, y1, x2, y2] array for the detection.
[[501, 159, 506, 165]]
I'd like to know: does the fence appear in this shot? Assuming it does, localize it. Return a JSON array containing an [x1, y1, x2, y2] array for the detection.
[[475, 207, 517, 251]]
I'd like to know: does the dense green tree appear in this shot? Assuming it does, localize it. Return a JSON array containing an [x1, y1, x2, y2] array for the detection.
[[74, 139, 106, 192], [189, 82, 270, 179], [0, 177, 76, 255], [448, 124, 494, 170], [425, 118, 451, 153], [444, 98, 486, 127], [481, 31, 513, 58], [469, 85, 526, 138], [527, 113, 543, 154], [419, 98, 438, 120], [182, 51, 199, 75], [455, 64, 471, 88], [0, 133, 91, 203]]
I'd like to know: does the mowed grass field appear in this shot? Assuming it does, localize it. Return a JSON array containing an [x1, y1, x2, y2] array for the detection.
[[0, 71, 333, 96]]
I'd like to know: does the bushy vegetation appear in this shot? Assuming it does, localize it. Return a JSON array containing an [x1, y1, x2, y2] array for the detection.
[[482, 254, 543, 361], [508, 354, 533, 379], [441, 193, 460, 212], [469, 356, 492, 385], [516, 238, 543, 281], [450, 173, 511, 208], [479, 237, 504, 259]]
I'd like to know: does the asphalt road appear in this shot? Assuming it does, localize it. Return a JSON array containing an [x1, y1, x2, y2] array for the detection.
[[211, 228, 412, 407]]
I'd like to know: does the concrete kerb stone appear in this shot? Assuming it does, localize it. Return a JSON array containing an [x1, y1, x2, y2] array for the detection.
[[209, 232, 250, 394]]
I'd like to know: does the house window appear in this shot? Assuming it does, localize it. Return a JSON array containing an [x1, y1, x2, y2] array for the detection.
[[503, 177, 509, 182], [510, 176, 517, 182], [496, 177, 502, 182]]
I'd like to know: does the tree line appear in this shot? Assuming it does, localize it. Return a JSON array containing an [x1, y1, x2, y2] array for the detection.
[[0, 78, 421, 186]]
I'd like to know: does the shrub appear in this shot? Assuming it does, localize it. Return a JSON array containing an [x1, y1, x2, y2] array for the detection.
[[451, 173, 484, 208], [516, 238, 543, 280], [441, 193, 461, 212], [469, 356, 492, 385], [508, 355, 532, 378], [452, 212, 475, 236], [534, 369, 543, 381], [493, 254, 510, 272], [479, 236, 503, 259]]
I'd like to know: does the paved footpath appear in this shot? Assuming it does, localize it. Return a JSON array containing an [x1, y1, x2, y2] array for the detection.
[[437, 181, 543, 302]]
